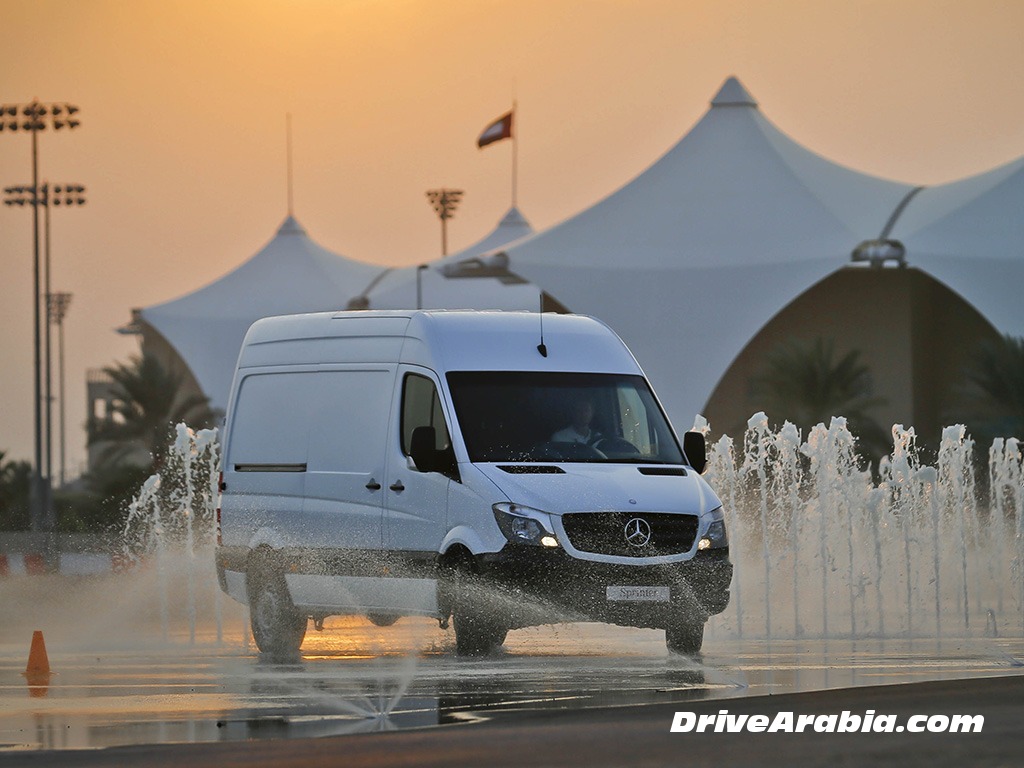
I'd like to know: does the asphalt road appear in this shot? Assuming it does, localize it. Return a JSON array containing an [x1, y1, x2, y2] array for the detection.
[[2, 675, 1019, 768]]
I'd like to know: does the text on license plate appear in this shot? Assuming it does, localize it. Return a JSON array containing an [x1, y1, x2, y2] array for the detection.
[[606, 586, 670, 602]]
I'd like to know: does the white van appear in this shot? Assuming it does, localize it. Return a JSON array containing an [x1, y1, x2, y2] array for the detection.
[[215, 310, 731, 657]]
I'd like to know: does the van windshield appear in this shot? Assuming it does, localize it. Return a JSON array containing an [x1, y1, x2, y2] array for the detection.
[[446, 371, 684, 464]]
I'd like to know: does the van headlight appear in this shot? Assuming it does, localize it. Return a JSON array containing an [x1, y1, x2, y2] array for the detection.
[[492, 503, 559, 548], [697, 506, 729, 550]]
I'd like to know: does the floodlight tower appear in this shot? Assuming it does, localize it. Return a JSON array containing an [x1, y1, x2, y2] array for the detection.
[[0, 100, 81, 533], [426, 188, 464, 257]]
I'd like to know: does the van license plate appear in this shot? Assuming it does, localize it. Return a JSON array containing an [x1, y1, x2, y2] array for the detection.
[[606, 586, 670, 602]]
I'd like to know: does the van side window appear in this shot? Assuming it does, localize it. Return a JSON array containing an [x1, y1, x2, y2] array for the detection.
[[401, 374, 452, 456]]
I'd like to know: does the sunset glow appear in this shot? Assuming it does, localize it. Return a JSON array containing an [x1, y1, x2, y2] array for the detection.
[[2, 0, 1023, 470]]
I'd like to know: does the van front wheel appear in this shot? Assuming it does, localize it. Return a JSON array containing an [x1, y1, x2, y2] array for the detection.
[[247, 556, 307, 661], [447, 556, 508, 656], [666, 618, 704, 656]]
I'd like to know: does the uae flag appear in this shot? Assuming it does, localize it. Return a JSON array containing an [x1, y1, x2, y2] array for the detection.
[[477, 110, 514, 147]]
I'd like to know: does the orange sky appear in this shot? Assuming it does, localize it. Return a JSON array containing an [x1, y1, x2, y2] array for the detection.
[[2, 0, 1023, 473]]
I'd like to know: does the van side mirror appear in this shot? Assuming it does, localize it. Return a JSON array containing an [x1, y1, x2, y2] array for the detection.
[[410, 426, 438, 473], [683, 431, 707, 474]]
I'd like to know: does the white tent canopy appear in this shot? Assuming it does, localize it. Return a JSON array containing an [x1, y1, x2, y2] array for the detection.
[[141, 216, 383, 412], [136, 77, 1024, 431], [891, 157, 1024, 338], [488, 77, 915, 426], [359, 206, 540, 311]]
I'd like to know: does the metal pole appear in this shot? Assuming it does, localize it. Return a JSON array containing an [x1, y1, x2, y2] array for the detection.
[[44, 184, 54, 517], [286, 113, 294, 217], [58, 313, 67, 487], [511, 100, 518, 209], [30, 110, 44, 534], [46, 292, 72, 488]]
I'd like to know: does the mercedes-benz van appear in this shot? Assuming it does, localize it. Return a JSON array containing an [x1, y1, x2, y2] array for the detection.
[[215, 310, 731, 657]]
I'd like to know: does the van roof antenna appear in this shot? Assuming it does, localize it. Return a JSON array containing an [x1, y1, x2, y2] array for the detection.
[[537, 292, 548, 357]]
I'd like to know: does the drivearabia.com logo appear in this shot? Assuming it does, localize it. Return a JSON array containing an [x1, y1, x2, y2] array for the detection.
[[670, 709, 984, 734]]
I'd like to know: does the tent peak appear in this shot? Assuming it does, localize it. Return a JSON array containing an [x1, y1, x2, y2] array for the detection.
[[276, 215, 307, 236], [498, 206, 531, 229], [711, 76, 758, 108]]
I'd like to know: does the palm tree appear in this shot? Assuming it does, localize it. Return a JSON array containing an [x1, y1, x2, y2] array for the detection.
[[87, 353, 214, 470], [959, 333, 1024, 441], [751, 338, 889, 460]]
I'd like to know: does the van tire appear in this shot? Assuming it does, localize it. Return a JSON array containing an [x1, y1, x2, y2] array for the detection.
[[247, 553, 307, 661], [666, 618, 704, 656], [454, 602, 508, 657], [366, 613, 400, 627], [447, 555, 508, 656]]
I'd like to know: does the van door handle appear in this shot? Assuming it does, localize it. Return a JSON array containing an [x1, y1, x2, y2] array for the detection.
[[389, 480, 405, 493], [365, 479, 381, 491]]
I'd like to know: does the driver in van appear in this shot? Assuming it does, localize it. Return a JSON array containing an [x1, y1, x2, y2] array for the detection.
[[551, 398, 602, 445]]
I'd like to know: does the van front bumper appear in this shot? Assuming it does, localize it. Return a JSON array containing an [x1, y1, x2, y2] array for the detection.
[[476, 546, 732, 630]]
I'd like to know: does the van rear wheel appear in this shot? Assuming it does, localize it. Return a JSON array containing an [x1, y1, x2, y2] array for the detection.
[[247, 554, 307, 661], [447, 555, 508, 656]]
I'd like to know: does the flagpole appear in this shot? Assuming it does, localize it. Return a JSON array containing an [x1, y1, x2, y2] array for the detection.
[[286, 113, 294, 217], [511, 100, 518, 209]]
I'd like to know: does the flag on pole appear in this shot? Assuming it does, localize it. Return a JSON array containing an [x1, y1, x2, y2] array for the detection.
[[477, 110, 514, 148]]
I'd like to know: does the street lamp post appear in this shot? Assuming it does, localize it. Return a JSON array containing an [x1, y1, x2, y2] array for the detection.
[[4, 184, 86, 514], [43, 185, 85, 506], [0, 100, 81, 535], [425, 188, 464, 256], [47, 292, 73, 488]]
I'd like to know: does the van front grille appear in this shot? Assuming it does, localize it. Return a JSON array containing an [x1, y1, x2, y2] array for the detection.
[[560, 512, 699, 557]]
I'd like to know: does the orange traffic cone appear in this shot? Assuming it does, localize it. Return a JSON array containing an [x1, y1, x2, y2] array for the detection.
[[23, 630, 52, 689]]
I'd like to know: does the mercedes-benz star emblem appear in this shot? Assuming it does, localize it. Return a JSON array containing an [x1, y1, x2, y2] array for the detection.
[[624, 517, 652, 548]]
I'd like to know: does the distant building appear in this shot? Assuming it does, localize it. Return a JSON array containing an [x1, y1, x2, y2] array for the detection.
[[85, 367, 119, 472]]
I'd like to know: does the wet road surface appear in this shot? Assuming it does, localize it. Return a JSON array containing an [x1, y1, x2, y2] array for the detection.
[[2, 615, 1023, 753], [2, 573, 1023, 764], [5, 675, 1022, 768]]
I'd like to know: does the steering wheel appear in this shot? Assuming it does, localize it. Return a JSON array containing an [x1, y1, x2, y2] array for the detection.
[[532, 441, 605, 461], [592, 436, 641, 459]]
